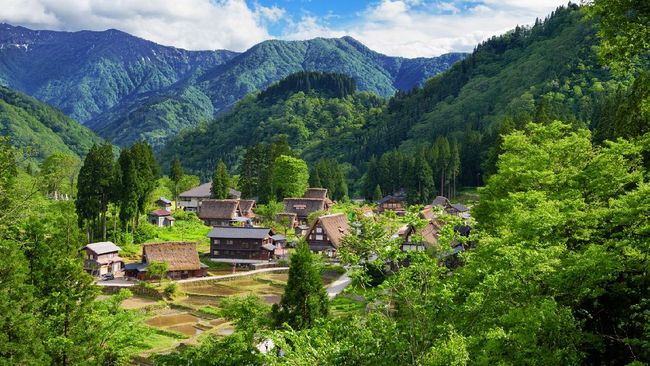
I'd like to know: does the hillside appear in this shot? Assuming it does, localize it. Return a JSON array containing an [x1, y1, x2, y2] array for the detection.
[[84, 37, 464, 146], [158, 72, 385, 177], [349, 4, 629, 186], [0, 86, 103, 159]]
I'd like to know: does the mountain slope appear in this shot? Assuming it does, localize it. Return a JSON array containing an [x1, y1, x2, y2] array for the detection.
[[350, 4, 626, 185], [158, 72, 385, 177], [85, 36, 465, 146], [0, 23, 237, 123], [0, 86, 103, 159]]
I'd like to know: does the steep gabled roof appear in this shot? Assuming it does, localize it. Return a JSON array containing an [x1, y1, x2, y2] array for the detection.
[[421, 220, 443, 246], [82, 241, 121, 255], [143, 242, 201, 271], [283, 198, 327, 217], [304, 188, 328, 199], [199, 199, 239, 220], [377, 195, 405, 205], [432, 196, 451, 208], [207, 226, 274, 240], [419, 205, 435, 220], [179, 182, 212, 199], [307, 213, 350, 248], [238, 199, 256, 218]]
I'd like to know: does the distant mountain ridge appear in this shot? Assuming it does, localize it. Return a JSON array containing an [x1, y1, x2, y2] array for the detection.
[[0, 23, 466, 146]]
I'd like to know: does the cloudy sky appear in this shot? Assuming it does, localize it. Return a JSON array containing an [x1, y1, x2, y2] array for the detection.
[[1, 0, 568, 57]]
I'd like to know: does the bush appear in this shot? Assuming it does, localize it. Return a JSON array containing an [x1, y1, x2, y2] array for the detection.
[[277, 259, 289, 267], [172, 210, 200, 222], [163, 282, 178, 298], [134, 223, 157, 243]]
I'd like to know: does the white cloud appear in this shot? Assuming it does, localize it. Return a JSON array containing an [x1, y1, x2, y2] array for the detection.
[[0, 0, 570, 57], [282, 0, 568, 57], [0, 0, 272, 51]]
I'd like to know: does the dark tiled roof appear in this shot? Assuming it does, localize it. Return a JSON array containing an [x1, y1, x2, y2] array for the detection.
[[377, 195, 405, 205], [450, 203, 469, 212], [208, 227, 274, 240], [199, 199, 239, 220], [283, 198, 327, 217], [179, 182, 212, 199]]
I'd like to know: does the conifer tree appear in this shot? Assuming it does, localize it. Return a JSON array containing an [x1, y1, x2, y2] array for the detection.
[[76, 143, 114, 241], [211, 160, 230, 199], [272, 242, 329, 329], [373, 184, 383, 202]]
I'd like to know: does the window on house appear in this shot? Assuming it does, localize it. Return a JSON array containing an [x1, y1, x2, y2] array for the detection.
[[226, 240, 233, 245], [213, 250, 220, 256], [316, 234, 323, 240], [214, 239, 221, 244], [316, 227, 322, 233]]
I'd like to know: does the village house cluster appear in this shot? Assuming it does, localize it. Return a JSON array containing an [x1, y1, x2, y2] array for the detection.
[[80, 182, 472, 281]]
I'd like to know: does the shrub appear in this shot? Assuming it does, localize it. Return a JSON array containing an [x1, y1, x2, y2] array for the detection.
[[163, 282, 178, 298]]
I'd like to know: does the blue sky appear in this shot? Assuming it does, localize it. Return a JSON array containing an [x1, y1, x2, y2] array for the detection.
[[0, 0, 567, 57]]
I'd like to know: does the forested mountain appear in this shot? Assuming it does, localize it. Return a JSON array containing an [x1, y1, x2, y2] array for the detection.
[[0, 86, 102, 159], [0, 24, 236, 123], [158, 72, 385, 179], [0, 24, 465, 147], [354, 4, 630, 187], [85, 37, 464, 146], [162, 4, 641, 199]]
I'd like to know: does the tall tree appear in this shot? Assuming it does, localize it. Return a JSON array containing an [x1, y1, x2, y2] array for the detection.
[[131, 142, 159, 227], [39, 152, 80, 199], [117, 148, 140, 234], [211, 160, 230, 199], [449, 139, 461, 198], [75, 143, 114, 241], [272, 242, 329, 329], [169, 156, 183, 207], [272, 155, 309, 200]]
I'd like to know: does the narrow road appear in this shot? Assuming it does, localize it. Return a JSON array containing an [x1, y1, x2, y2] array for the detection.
[[175, 267, 289, 284], [97, 267, 290, 287], [327, 272, 352, 299]]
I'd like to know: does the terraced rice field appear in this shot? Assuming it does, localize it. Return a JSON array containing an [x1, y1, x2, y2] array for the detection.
[[177, 273, 288, 309]]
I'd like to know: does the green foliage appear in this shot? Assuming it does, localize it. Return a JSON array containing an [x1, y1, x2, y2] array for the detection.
[[0, 86, 103, 160], [38, 152, 80, 197], [147, 261, 168, 282], [309, 158, 348, 200], [210, 159, 230, 199], [259, 71, 356, 104], [589, 0, 650, 72], [76, 143, 115, 241], [100, 38, 462, 147], [163, 282, 178, 298], [272, 155, 309, 200], [272, 242, 329, 330]]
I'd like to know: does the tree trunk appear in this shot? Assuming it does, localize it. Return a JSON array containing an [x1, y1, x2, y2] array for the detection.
[[101, 209, 107, 241]]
